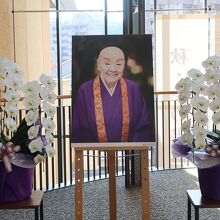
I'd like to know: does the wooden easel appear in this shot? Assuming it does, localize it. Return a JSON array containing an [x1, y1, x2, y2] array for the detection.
[[72, 142, 154, 220]]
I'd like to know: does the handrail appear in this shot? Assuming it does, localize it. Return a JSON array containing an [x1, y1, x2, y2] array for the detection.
[[56, 91, 178, 99], [0, 91, 178, 103], [154, 91, 177, 95], [57, 95, 71, 99]]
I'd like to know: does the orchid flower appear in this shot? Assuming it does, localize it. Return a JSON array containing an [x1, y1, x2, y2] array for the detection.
[[176, 55, 220, 156]]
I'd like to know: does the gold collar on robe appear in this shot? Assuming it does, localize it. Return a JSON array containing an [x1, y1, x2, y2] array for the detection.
[[93, 75, 130, 142]]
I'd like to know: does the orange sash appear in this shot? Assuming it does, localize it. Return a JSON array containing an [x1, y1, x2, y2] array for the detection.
[[93, 75, 130, 142]]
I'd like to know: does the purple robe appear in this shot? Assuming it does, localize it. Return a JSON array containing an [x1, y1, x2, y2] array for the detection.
[[72, 78, 153, 143]]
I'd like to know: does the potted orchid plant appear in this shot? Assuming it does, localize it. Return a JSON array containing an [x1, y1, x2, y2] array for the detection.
[[0, 57, 56, 172], [173, 55, 220, 200]]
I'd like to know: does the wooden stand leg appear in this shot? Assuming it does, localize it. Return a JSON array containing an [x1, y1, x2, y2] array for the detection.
[[141, 150, 150, 220], [108, 150, 116, 220], [75, 150, 84, 220]]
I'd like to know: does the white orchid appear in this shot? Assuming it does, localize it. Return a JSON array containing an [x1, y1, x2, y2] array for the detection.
[[209, 99, 220, 112], [187, 68, 204, 81], [28, 125, 39, 140], [23, 95, 41, 110], [45, 132, 54, 144], [5, 75, 23, 90], [5, 63, 24, 78], [42, 101, 56, 118], [175, 77, 192, 94], [194, 111, 208, 126], [25, 110, 39, 126], [28, 137, 43, 153], [202, 55, 220, 70], [193, 125, 207, 139], [40, 74, 56, 90], [34, 154, 46, 164], [181, 132, 194, 146], [176, 56, 220, 155], [47, 91, 57, 104], [191, 82, 207, 96], [0, 66, 7, 78], [3, 89, 20, 103], [194, 138, 207, 149], [0, 57, 56, 167], [206, 84, 220, 100], [23, 81, 41, 96], [178, 91, 191, 105], [45, 145, 56, 157], [4, 103, 18, 117], [40, 87, 56, 104], [204, 69, 220, 85], [191, 95, 209, 112], [42, 118, 55, 132], [212, 112, 220, 125], [5, 117, 17, 132], [179, 104, 191, 119], [181, 120, 191, 133]]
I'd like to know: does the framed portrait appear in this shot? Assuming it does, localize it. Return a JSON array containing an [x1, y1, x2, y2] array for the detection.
[[71, 35, 155, 144]]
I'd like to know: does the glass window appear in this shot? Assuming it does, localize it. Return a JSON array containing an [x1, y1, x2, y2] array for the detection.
[[60, 0, 104, 10], [210, 14, 220, 56], [145, 12, 154, 34], [207, 0, 220, 14], [13, 0, 214, 96], [145, 0, 154, 10], [156, 0, 204, 15], [208, 0, 220, 8], [12, 0, 124, 95], [50, 12, 58, 93], [107, 12, 123, 34], [155, 14, 209, 91], [57, 0, 124, 94], [107, 0, 123, 11], [59, 11, 105, 94]]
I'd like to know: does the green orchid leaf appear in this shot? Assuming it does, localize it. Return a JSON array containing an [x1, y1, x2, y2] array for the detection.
[[0, 132, 8, 145], [207, 130, 220, 141], [213, 140, 220, 145], [10, 118, 31, 148], [214, 129, 220, 137]]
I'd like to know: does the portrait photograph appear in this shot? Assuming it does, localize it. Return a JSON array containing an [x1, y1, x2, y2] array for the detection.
[[71, 35, 155, 143]]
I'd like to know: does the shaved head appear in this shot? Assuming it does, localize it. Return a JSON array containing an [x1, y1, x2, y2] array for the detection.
[[97, 46, 125, 89], [98, 46, 125, 60]]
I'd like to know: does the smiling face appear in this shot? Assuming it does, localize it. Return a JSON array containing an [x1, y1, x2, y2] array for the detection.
[[97, 46, 125, 89]]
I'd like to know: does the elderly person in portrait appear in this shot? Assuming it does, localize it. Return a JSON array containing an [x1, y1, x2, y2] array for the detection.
[[72, 46, 153, 143]]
